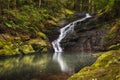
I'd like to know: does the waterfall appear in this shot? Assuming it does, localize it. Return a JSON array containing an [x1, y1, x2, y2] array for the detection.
[[52, 13, 92, 53], [52, 13, 92, 73]]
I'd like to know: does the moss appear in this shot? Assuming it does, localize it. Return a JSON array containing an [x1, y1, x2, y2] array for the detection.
[[0, 38, 49, 56], [29, 39, 48, 52], [0, 41, 13, 55], [62, 8, 74, 15], [108, 43, 120, 50], [92, 52, 103, 58], [31, 43, 42, 52], [47, 20, 58, 26], [19, 45, 35, 54], [4, 22, 12, 28], [92, 50, 117, 67], [68, 50, 120, 80], [41, 48, 47, 53], [103, 21, 120, 48], [31, 43, 47, 53], [0, 45, 20, 56], [29, 39, 47, 46], [0, 41, 5, 48], [64, 9, 74, 15], [40, 40, 47, 46], [37, 32, 47, 40]]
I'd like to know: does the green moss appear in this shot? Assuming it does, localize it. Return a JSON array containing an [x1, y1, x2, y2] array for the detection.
[[0, 38, 49, 56], [64, 9, 74, 15], [68, 50, 120, 80], [31, 43, 42, 52], [4, 22, 12, 28], [108, 43, 120, 50], [40, 40, 47, 46], [92, 51, 116, 67], [41, 48, 47, 53], [19, 45, 35, 54], [61, 8, 74, 18], [0, 41, 12, 56], [37, 32, 47, 40], [0, 45, 20, 56], [0, 41, 5, 48], [103, 21, 120, 48], [29, 39, 47, 46], [31, 42, 47, 53], [47, 20, 58, 26], [29, 39, 48, 52]]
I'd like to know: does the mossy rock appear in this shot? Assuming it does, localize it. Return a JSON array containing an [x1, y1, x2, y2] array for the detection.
[[41, 47, 47, 53], [31, 43, 43, 52], [28, 39, 48, 53], [0, 45, 20, 56], [92, 50, 119, 67], [0, 38, 48, 56], [68, 50, 120, 80], [0, 41, 12, 48], [0, 41, 5, 49], [47, 20, 58, 26], [37, 32, 47, 40], [19, 45, 35, 54], [31, 43, 47, 53]]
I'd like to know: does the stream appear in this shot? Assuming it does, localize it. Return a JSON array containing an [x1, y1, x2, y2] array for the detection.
[[0, 52, 96, 80]]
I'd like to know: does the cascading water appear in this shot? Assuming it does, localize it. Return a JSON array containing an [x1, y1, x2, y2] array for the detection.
[[52, 13, 92, 73], [52, 13, 91, 53]]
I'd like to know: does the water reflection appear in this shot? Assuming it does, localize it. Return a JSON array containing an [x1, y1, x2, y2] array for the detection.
[[53, 52, 72, 73], [0, 52, 96, 80]]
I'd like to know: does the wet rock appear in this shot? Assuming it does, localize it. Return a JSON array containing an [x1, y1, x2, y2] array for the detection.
[[61, 18, 107, 52]]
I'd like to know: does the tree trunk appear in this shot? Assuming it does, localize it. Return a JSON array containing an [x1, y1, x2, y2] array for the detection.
[[14, 0, 16, 9], [38, 0, 41, 8], [0, 2, 1, 15], [8, 0, 10, 9], [74, 0, 80, 11]]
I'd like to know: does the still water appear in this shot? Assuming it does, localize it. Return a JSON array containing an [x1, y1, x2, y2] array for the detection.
[[0, 52, 96, 80]]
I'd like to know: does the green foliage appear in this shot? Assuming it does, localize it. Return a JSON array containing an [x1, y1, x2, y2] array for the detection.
[[37, 32, 47, 40], [4, 22, 12, 28], [95, 0, 115, 13], [2, 2, 73, 34], [0, 0, 119, 56]]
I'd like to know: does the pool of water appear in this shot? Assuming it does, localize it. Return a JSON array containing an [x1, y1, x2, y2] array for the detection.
[[0, 52, 97, 80]]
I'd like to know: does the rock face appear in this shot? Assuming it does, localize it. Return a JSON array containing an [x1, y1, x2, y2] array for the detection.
[[50, 13, 120, 53], [61, 18, 107, 53]]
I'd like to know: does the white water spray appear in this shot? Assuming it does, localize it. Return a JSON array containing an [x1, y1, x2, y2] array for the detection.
[[52, 13, 91, 73], [52, 13, 91, 53]]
